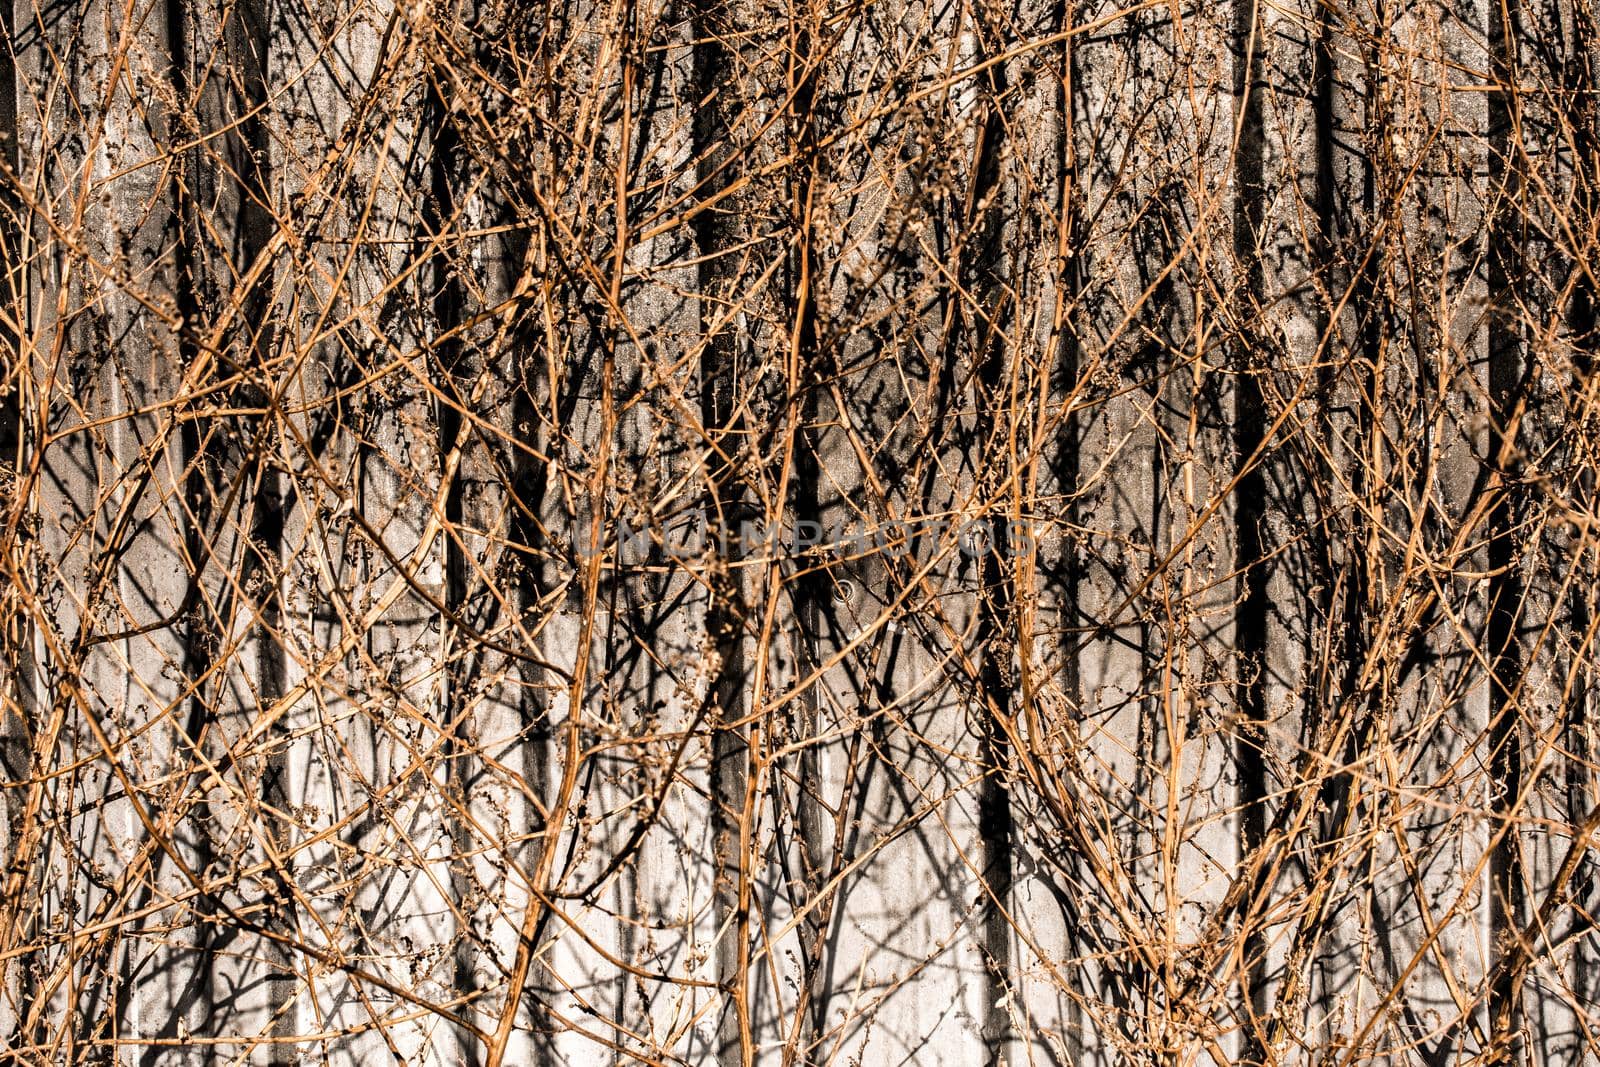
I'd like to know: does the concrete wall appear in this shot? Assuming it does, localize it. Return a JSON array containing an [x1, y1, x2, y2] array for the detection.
[[1, 0, 1597, 1062]]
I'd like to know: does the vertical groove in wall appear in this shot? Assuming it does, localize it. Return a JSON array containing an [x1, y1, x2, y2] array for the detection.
[[138, 0, 217, 1047], [690, 0, 751, 1058], [1350, 2, 1382, 717], [1048, 1, 1085, 1053], [478, 22, 549, 1055], [214, 0, 285, 1047], [1307, 0, 1341, 787], [1565, 0, 1600, 1032], [0, 0, 22, 879], [789, 396, 830, 1063], [966, 8, 1016, 1063], [507, 282, 551, 1064], [784, 7, 833, 1054], [1231, 0, 1270, 1055], [0, 0, 27, 1043], [1054, 0, 1080, 770], [1487, 0, 1528, 1058], [423, 47, 479, 1063]]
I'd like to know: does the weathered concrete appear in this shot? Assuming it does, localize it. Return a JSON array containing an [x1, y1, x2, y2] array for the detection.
[[5, 0, 1599, 1062]]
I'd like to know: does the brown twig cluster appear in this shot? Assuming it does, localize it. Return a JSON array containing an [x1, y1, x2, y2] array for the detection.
[[0, 0, 1596, 1062]]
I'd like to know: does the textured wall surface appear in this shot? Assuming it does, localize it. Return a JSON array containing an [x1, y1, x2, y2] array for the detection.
[[0, 0, 1597, 1062]]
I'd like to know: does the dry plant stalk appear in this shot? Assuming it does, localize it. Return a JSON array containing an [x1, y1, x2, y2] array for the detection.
[[0, 0, 1595, 1062]]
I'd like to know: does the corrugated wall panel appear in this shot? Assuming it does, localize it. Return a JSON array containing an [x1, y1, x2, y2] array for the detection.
[[5, 0, 1600, 1063]]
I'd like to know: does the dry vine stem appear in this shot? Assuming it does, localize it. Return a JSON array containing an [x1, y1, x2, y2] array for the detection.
[[0, 0, 1597, 1062]]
